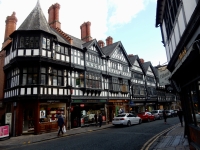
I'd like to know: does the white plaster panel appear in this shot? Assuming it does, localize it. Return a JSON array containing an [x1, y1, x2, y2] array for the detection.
[[178, 8, 185, 36], [27, 88, 31, 94], [53, 88, 57, 95], [42, 50, 46, 56], [26, 49, 31, 55], [18, 50, 24, 56], [171, 33, 176, 54], [21, 88, 25, 95], [61, 55, 65, 61], [33, 87, 37, 94], [40, 87, 43, 94], [56, 53, 60, 59], [44, 88, 47, 94], [59, 89, 63, 95], [48, 88, 51, 94], [66, 56, 69, 62], [174, 22, 180, 46], [169, 41, 173, 59], [182, 0, 196, 24], [47, 51, 51, 58], [166, 43, 170, 62], [162, 20, 167, 44], [33, 49, 39, 55]]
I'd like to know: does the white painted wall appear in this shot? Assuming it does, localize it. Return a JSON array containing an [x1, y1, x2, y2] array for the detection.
[[182, 0, 197, 24]]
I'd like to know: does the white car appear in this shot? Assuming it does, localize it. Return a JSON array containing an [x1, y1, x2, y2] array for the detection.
[[112, 113, 142, 126], [196, 113, 200, 122]]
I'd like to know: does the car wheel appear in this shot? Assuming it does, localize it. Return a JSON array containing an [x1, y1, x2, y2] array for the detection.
[[139, 119, 142, 124], [127, 121, 131, 127], [148, 118, 150, 122]]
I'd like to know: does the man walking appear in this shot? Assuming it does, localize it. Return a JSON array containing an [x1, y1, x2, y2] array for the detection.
[[177, 108, 183, 127], [57, 114, 64, 136], [98, 113, 103, 127]]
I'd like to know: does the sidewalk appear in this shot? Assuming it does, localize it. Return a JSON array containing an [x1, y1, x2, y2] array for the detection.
[[144, 123, 190, 150], [0, 123, 190, 150]]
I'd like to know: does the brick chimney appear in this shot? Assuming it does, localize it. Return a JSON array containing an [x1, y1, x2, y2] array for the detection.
[[106, 36, 113, 46], [48, 3, 61, 29], [98, 40, 105, 48], [140, 58, 144, 63], [4, 12, 17, 42], [80, 21, 92, 42]]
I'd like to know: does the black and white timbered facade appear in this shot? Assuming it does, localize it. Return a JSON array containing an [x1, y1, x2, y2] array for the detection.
[[0, 1, 176, 136]]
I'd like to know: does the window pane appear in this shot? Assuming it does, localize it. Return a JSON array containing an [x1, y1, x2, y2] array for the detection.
[[53, 76, 57, 85], [42, 37, 46, 49], [27, 74, 32, 84], [58, 77, 62, 86], [41, 75, 46, 85], [47, 39, 50, 49], [33, 74, 37, 84], [41, 67, 46, 73], [22, 74, 27, 85]]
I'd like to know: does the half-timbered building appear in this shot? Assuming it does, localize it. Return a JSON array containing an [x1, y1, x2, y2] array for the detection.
[[128, 55, 146, 113], [142, 62, 158, 111]]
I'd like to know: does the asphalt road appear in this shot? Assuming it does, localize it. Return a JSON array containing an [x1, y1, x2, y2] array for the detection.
[[11, 117, 180, 150]]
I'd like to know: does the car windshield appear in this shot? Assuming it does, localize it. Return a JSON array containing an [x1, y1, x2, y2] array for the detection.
[[116, 114, 126, 117]]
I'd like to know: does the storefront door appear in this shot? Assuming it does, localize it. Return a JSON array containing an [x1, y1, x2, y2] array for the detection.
[[23, 109, 34, 133]]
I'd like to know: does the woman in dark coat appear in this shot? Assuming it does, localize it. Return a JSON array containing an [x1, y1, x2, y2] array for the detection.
[[163, 109, 167, 124]]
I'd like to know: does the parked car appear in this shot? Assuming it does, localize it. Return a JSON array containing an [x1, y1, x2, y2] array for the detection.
[[112, 113, 142, 126], [165, 110, 175, 117], [151, 110, 163, 120], [137, 112, 156, 122], [195, 113, 200, 123]]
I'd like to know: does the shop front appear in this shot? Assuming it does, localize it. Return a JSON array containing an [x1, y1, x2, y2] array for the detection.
[[70, 99, 107, 128], [38, 100, 67, 133], [107, 100, 129, 120]]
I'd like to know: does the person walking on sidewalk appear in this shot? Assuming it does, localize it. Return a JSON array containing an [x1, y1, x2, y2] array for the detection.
[[94, 113, 98, 126], [57, 114, 64, 136], [177, 108, 183, 127], [163, 109, 167, 124], [98, 113, 103, 127]]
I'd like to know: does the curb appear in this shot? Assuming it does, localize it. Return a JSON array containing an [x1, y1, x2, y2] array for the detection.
[[140, 123, 180, 150]]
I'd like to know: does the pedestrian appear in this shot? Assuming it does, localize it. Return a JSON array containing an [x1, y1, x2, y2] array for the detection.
[[57, 114, 64, 136], [98, 113, 103, 127], [177, 108, 183, 127], [94, 113, 98, 126], [163, 109, 167, 124]]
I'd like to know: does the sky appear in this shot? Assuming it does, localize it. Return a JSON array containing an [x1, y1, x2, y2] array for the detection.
[[0, 0, 167, 66]]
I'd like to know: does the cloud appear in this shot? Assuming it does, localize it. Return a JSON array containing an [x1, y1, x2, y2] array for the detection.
[[0, 0, 152, 47]]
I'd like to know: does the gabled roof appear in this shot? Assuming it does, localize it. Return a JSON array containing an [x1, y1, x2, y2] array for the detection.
[[102, 41, 132, 65], [142, 61, 157, 78], [82, 39, 105, 56], [17, 1, 53, 34], [142, 61, 151, 75], [101, 42, 119, 56], [128, 55, 145, 74]]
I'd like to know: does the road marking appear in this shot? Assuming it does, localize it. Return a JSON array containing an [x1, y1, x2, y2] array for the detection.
[[141, 123, 180, 150]]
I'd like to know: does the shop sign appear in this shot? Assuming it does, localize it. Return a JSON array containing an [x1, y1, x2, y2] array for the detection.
[[73, 100, 107, 103], [157, 66, 171, 86], [80, 104, 84, 107], [129, 100, 134, 106], [5, 113, 12, 133], [47, 100, 60, 103], [178, 48, 186, 60], [121, 85, 127, 92], [0, 125, 9, 139]]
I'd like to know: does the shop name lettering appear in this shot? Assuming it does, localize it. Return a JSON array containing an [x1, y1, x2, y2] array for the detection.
[[179, 49, 186, 60], [47, 100, 60, 103]]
